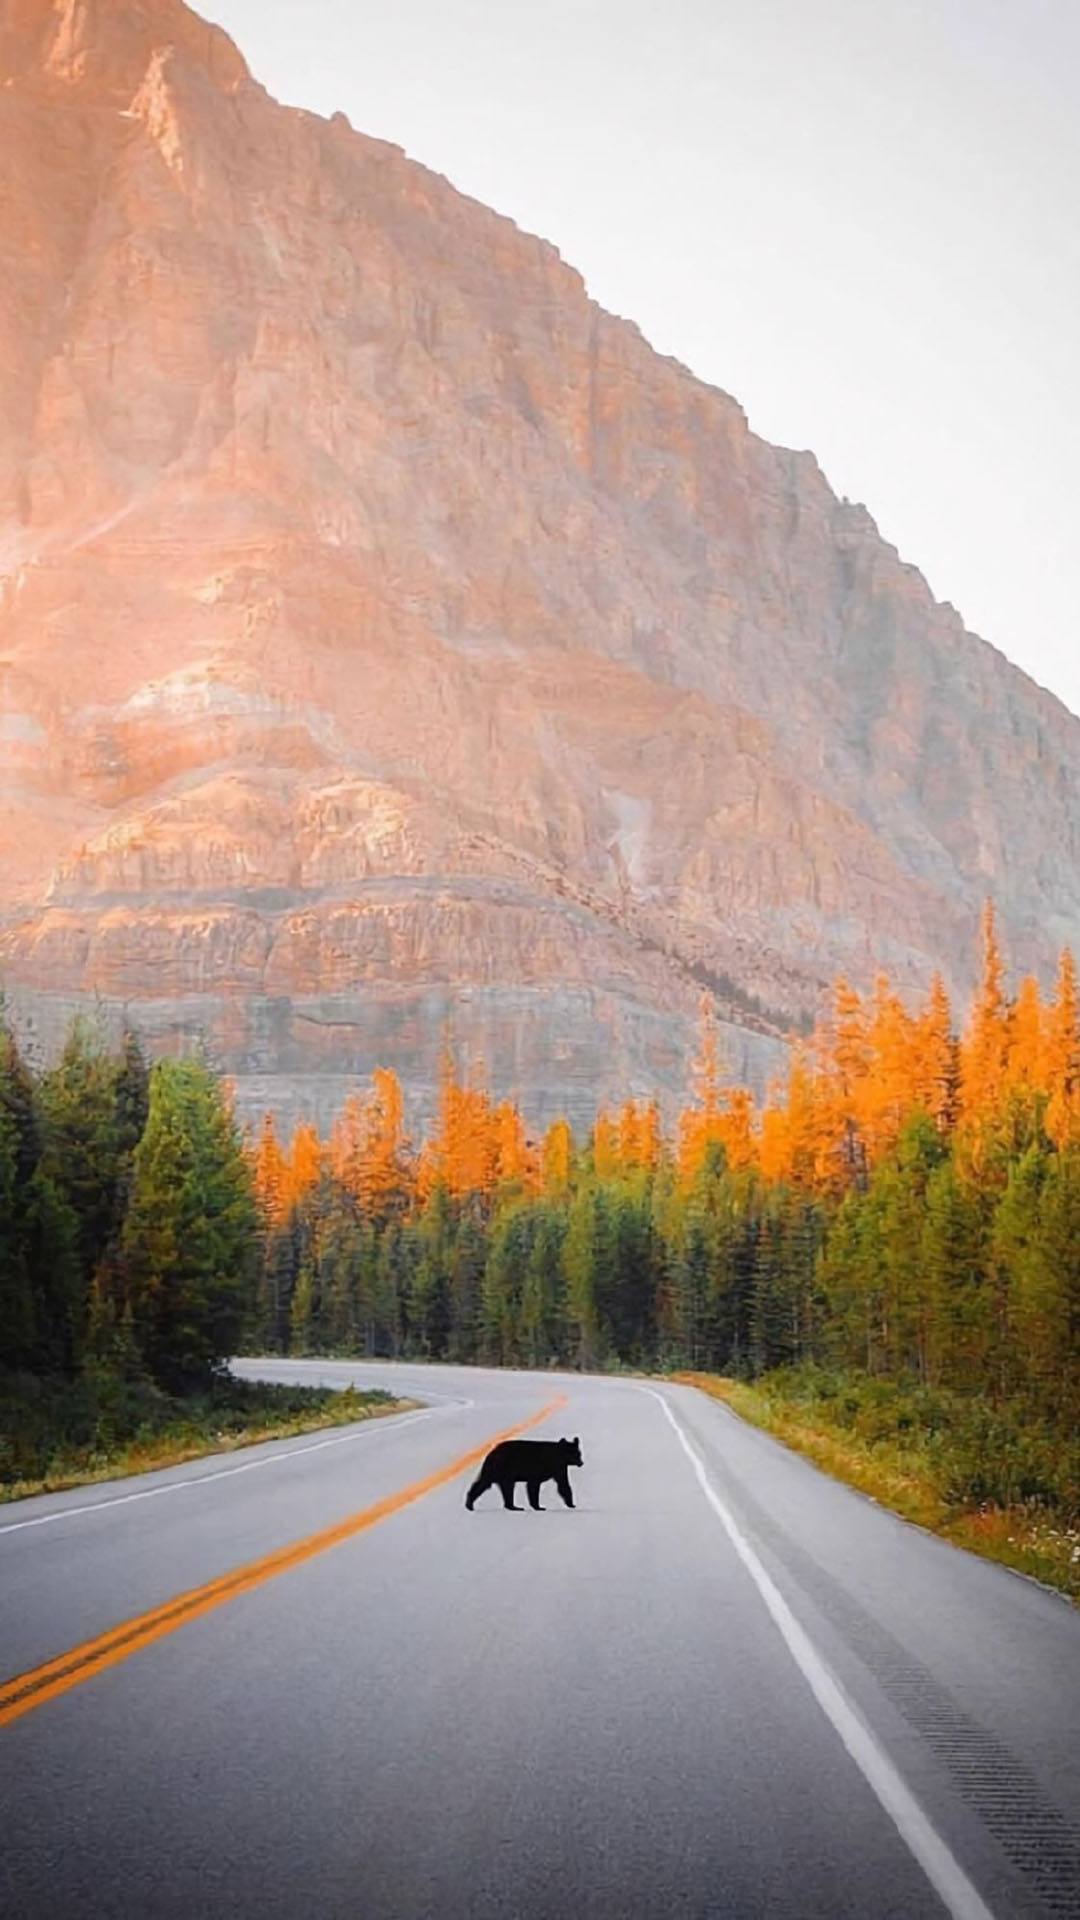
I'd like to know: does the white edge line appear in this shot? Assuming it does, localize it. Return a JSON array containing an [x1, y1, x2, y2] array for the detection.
[[0, 1400, 474, 1537], [641, 1386, 996, 1920]]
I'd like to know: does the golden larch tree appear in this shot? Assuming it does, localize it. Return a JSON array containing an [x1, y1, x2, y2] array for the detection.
[[816, 980, 869, 1190], [678, 997, 729, 1185], [614, 1097, 663, 1172], [252, 1111, 288, 1230], [858, 974, 917, 1163], [593, 1108, 619, 1180], [494, 1098, 535, 1190], [359, 1067, 411, 1216], [959, 900, 1011, 1169], [635, 1096, 664, 1172], [913, 973, 959, 1134], [759, 1052, 819, 1190], [541, 1118, 573, 1198], [329, 1093, 367, 1197], [283, 1122, 323, 1212], [434, 1048, 499, 1200], [616, 1097, 641, 1171], [1044, 948, 1080, 1148], [717, 1084, 757, 1171]]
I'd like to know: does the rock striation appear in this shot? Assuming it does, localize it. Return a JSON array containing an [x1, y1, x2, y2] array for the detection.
[[2, 0, 1079, 1131]]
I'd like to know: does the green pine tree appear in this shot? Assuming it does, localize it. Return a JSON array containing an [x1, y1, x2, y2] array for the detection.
[[562, 1186, 600, 1369], [37, 1017, 148, 1363], [921, 1160, 989, 1391], [120, 1058, 259, 1388], [1025, 1147, 1080, 1420], [0, 1012, 42, 1370]]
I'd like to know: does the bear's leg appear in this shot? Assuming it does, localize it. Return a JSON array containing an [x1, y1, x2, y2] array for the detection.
[[497, 1474, 521, 1510], [465, 1470, 489, 1510], [555, 1469, 575, 1509], [526, 1480, 544, 1511]]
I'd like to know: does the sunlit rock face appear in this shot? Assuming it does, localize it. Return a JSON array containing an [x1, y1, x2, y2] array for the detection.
[[2, 0, 1078, 1131]]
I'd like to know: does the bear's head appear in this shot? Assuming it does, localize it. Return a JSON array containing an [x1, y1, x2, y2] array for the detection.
[[561, 1436, 583, 1467]]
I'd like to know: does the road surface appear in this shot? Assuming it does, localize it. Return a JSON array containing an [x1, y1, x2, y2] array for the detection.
[[2, 1361, 1079, 1919]]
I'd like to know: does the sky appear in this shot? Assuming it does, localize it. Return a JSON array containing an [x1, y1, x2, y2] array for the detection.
[[207, 0, 1079, 716]]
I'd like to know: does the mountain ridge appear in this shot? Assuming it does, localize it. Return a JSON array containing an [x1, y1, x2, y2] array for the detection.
[[1, 0, 1077, 1131]]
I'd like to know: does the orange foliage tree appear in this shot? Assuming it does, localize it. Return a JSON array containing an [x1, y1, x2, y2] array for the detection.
[[678, 997, 730, 1184], [958, 901, 1011, 1171], [913, 974, 959, 1134], [257, 901, 1079, 1241], [284, 1123, 323, 1213], [1045, 948, 1080, 1148], [541, 1118, 573, 1197], [252, 1111, 288, 1229], [426, 1044, 500, 1203]]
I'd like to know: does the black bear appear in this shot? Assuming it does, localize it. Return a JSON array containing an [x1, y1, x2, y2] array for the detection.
[[465, 1436, 583, 1511]]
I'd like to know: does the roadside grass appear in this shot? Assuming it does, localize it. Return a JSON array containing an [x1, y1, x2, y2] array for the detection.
[[674, 1369, 1080, 1605], [0, 1372, 414, 1504]]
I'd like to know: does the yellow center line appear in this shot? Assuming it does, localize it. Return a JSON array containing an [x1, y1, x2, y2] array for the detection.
[[1, 1392, 568, 1730]]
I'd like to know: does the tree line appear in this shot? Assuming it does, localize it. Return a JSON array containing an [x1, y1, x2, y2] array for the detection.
[[3, 907, 1079, 1484], [1, 1021, 255, 1393], [251, 906, 1079, 1464]]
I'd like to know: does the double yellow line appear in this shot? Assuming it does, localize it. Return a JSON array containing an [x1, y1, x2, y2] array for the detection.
[[1, 1393, 567, 1730]]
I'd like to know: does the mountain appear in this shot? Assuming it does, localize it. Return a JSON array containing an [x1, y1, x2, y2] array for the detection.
[[2, 0, 1078, 1132]]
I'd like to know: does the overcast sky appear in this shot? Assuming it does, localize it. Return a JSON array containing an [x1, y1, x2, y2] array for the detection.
[[207, 0, 1079, 717]]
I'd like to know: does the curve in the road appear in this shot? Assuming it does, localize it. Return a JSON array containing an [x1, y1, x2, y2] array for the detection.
[[0, 1392, 565, 1730], [5, 1361, 1079, 1920]]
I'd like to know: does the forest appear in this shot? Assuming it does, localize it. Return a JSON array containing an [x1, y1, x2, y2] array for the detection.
[[2, 905, 1078, 1559]]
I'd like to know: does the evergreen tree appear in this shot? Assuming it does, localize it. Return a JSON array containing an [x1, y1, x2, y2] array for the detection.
[[562, 1186, 600, 1369], [114, 1028, 151, 1168], [290, 1251, 319, 1354], [321, 1199, 366, 1353], [38, 1017, 145, 1350], [483, 1201, 529, 1364], [259, 1217, 300, 1353], [375, 1222, 409, 1356], [120, 1059, 259, 1387], [991, 1139, 1050, 1399], [594, 1184, 653, 1360], [0, 1012, 41, 1370], [921, 1160, 988, 1389], [1024, 1148, 1080, 1419], [409, 1184, 454, 1357], [22, 1167, 82, 1374], [449, 1212, 486, 1362], [670, 1213, 713, 1368], [749, 1192, 791, 1373], [876, 1113, 945, 1377], [519, 1205, 566, 1366]]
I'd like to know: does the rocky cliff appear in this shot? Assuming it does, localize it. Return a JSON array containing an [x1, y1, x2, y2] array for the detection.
[[2, 0, 1078, 1131]]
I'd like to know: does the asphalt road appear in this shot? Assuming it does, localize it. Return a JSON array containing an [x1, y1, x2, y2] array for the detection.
[[2, 1362, 1079, 1920]]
